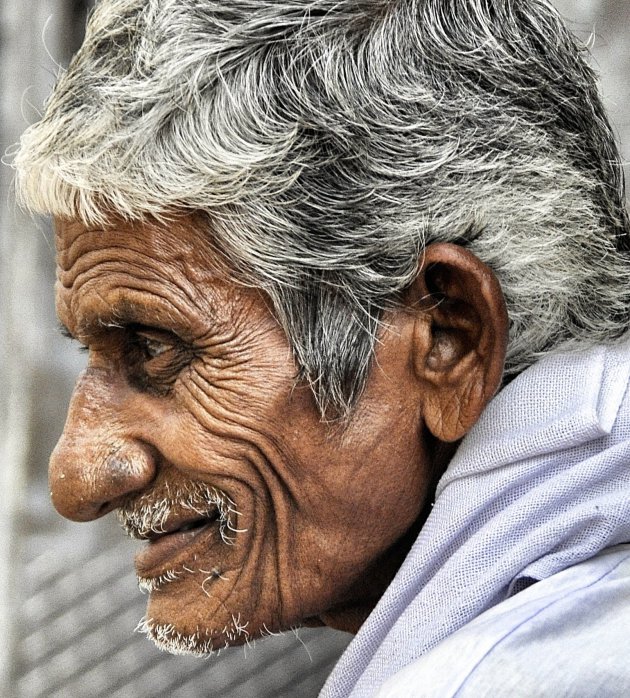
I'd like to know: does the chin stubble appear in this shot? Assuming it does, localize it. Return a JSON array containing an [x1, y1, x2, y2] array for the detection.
[[135, 614, 309, 658], [135, 611, 255, 657]]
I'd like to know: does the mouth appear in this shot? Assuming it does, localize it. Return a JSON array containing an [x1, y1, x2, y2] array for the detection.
[[117, 484, 243, 588], [134, 511, 221, 580], [142, 513, 218, 541]]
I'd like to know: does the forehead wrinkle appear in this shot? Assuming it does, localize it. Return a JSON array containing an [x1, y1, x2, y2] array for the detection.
[[55, 222, 225, 303], [59, 251, 202, 302], [55, 216, 235, 341], [56, 234, 184, 272], [59, 255, 221, 328], [54, 219, 116, 268]]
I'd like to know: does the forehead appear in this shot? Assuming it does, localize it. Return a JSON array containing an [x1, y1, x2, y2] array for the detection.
[[55, 215, 215, 273], [53, 215, 242, 337]]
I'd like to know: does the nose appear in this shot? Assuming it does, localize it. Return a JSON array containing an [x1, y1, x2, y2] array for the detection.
[[49, 368, 157, 521]]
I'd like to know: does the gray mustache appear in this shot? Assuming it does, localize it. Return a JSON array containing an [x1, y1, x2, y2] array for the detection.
[[116, 482, 243, 545]]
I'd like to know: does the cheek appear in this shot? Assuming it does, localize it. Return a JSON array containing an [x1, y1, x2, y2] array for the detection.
[[297, 457, 425, 564], [145, 344, 429, 638], [172, 361, 290, 480], [288, 406, 428, 524], [158, 361, 303, 551], [181, 345, 296, 419], [261, 413, 429, 605]]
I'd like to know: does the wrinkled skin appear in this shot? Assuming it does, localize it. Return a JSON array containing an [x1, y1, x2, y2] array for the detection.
[[50, 215, 445, 652]]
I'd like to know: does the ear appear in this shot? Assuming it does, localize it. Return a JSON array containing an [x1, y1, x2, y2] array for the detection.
[[409, 243, 508, 442]]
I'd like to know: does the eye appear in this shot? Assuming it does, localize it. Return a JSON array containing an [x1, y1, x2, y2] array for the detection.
[[133, 329, 172, 360], [126, 325, 193, 394]]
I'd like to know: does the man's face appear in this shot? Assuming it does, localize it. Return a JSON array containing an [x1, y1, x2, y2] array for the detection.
[[51, 215, 433, 653]]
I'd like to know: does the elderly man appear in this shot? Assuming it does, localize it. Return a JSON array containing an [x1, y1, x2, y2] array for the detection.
[[14, 0, 630, 695]]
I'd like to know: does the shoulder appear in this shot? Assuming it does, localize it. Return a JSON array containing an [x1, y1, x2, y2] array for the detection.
[[375, 545, 630, 698]]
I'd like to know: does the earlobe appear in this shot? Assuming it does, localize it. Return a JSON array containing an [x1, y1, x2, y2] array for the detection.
[[410, 243, 508, 442]]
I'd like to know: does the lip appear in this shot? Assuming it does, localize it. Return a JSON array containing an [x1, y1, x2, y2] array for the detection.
[[134, 519, 219, 578]]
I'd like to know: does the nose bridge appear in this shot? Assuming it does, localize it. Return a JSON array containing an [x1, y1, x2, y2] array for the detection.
[[50, 368, 157, 521]]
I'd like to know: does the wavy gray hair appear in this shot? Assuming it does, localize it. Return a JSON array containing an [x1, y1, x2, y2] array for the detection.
[[15, 0, 630, 415]]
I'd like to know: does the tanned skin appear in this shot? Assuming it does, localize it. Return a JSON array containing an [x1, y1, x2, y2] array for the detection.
[[50, 214, 507, 652]]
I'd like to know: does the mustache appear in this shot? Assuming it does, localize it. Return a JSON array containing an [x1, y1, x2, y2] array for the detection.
[[116, 481, 241, 545]]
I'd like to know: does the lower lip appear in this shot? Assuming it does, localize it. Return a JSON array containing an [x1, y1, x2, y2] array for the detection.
[[134, 522, 215, 577]]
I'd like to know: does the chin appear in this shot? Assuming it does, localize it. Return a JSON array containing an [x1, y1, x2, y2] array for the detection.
[[137, 564, 289, 656], [136, 615, 217, 657]]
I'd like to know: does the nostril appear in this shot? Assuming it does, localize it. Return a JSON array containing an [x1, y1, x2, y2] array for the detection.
[[97, 500, 115, 517]]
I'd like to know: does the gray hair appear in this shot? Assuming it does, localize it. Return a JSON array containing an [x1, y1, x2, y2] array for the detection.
[[14, 0, 630, 415]]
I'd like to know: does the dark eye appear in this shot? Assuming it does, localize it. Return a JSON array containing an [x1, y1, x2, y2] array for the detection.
[[134, 330, 172, 360], [126, 325, 192, 394]]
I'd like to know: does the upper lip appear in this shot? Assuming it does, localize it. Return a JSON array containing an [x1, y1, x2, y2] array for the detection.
[[126, 508, 219, 542]]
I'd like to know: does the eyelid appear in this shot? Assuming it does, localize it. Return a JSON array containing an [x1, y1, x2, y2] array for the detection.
[[130, 326, 180, 363], [132, 326, 177, 346]]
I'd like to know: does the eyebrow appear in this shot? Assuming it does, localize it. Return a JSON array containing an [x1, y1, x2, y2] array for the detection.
[[81, 311, 151, 337], [60, 295, 197, 342], [57, 297, 145, 338]]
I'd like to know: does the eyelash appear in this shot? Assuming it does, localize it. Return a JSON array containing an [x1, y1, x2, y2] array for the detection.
[[59, 325, 89, 353]]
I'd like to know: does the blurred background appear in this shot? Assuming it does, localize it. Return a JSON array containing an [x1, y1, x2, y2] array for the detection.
[[0, 1, 628, 696]]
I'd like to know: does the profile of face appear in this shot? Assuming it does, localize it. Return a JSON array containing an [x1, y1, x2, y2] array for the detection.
[[49, 215, 507, 654]]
